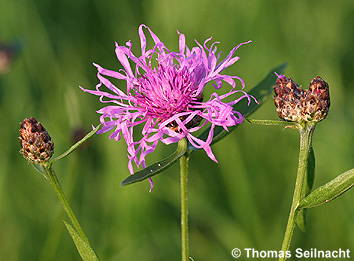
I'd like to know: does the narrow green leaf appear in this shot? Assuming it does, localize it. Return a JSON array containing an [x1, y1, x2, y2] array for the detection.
[[295, 146, 316, 231], [51, 125, 100, 164], [295, 209, 306, 232], [63, 221, 99, 261], [298, 169, 354, 209], [121, 64, 286, 185], [121, 139, 188, 186], [306, 146, 316, 193], [188, 63, 287, 150]]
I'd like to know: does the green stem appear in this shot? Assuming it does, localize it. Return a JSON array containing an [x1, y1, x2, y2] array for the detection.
[[44, 166, 89, 244], [51, 124, 100, 163], [180, 152, 190, 261], [39, 155, 80, 261], [247, 119, 297, 127], [279, 123, 315, 261]]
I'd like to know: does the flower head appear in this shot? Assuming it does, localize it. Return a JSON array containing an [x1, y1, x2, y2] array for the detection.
[[274, 74, 330, 123], [303, 76, 330, 122], [19, 118, 54, 163], [82, 25, 254, 178]]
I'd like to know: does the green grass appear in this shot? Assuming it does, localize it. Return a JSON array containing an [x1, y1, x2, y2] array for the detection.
[[0, 0, 353, 260]]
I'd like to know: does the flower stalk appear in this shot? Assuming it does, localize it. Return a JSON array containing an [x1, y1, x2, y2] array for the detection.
[[44, 164, 90, 244], [279, 122, 315, 261], [180, 151, 190, 261], [19, 118, 100, 260], [271, 74, 330, 260]]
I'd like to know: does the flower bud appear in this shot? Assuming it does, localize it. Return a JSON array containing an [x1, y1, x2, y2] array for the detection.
[[273, 75, 330, 123], [19, 118, 54, 163], [273, 74, 304, 122], [302, 76, 330, 122]]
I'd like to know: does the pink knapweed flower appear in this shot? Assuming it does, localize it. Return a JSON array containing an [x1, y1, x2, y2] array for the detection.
[[82, 25, 254, 180]]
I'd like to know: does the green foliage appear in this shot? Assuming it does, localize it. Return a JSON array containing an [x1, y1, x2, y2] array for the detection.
[[121, 139, 188, 185], [306, 147, 316, 194], [295, 146, 315, 232], [64, 221, 99, 261], [298, 169, 354, 209], [1, 0, 353, 260], [122, 64, 286, 185], [189, 63, 286, 150]]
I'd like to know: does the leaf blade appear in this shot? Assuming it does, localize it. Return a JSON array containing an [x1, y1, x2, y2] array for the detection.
[[121, 64, 287, 185], [121, 139, 188, 186], [188, 63, 287, 150], [295, 146, 316, 231], [63, 221, 99, 261], [298, 169, 354, 209]]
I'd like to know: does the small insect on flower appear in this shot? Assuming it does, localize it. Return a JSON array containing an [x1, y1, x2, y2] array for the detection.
[[81, 25, 255, 185], [19, 117, 54, 164]]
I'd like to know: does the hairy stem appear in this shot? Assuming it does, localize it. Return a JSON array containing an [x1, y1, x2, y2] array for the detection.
[[279, 123, 315, 261], [180, 152, 190, 261], [45, 166, 89, 244]]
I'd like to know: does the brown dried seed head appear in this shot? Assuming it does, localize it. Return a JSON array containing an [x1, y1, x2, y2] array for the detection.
[[304, 76, 330, 122], [273, 75, 330, 123], [19, 117, 54, 163], [273, 75, 304, 122]]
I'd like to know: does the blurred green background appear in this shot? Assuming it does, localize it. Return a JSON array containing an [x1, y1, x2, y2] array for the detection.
[[0, 0, 353, 260]]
